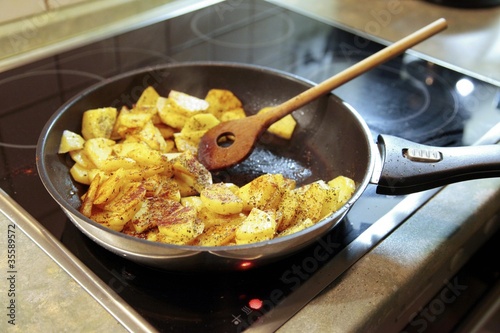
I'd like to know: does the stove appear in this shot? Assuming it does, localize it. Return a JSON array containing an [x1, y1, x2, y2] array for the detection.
[[1, 1, 499, 332]]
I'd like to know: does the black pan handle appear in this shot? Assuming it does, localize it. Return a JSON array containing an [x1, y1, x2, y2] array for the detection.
[[375, 134, 500, 195]]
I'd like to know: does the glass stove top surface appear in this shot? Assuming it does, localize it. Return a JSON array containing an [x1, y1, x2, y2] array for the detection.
[[1, 1, 499, 332]]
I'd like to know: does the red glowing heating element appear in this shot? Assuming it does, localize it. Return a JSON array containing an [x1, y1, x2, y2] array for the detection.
[[248, 298, 263, 310], [239, 261, 253, 269]]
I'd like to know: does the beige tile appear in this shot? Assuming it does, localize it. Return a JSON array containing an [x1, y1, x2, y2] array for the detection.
[[0, 0, 47, 23], [46, 0, 90, 10]]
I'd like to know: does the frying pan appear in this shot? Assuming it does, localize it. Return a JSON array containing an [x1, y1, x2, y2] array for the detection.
[[36, 62, 500, 271]]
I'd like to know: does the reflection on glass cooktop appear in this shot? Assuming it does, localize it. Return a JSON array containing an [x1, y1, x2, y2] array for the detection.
[[0, 0, 499, 332]]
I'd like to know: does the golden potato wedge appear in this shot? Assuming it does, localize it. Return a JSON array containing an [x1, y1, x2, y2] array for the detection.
[[235, 208, 277, 245], [69, 163, 91, 185], [197, 207, 246, 229], [126, 146, 163, 166], [328, 176, 356, 207], [112, 107, 153, 138], [276, 189, 300, 232], [258, 107, 297, 139], [93, 169, 127, 206], [91, 182, 146, 231], [129, 198, 162, 233], [238, 173, 294, 211], [292, 181, 327, 224], [80, 173, 101, 218], [136, 86, 160, 109], [59, 130, 85, 153], [157, 97, 188, 129], [193, 219, 242, 246], [156, 200, 204, 243], [155, 123, 175, 139], [200, 183, 243, 215], [98, 156, 137, 172], [172, 152, 212, 193], [181, 113, 220, 133], [83, 138, 115, 168], [169, 90, 209, 114], [133, 121, 168, 151], [175, 177, 199, 197], [157, 91, 209, 129], [142, 174, 181, 201], [278, 218, 314, 237], [219, 107, 246, 122], [81, 107, 117, 140], [69, 150, 96, 169], [205, 89, 243, 119], [181, 196, 204, 209], [113, 142, 148, 157], [146, 228, 197, 245], [173, 132, 200, 154]]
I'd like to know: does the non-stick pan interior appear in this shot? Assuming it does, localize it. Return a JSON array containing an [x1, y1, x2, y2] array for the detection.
[[37, 62, 374, 268]]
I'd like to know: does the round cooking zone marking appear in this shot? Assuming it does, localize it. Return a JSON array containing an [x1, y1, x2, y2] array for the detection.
[[0, 70, 103, 149]]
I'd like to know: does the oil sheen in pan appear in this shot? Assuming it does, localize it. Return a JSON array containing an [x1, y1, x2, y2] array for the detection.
[[211, 134, 319, 187]]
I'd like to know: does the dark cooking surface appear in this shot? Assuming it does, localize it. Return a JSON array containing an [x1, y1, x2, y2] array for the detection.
[[1, 1, 499, 332]]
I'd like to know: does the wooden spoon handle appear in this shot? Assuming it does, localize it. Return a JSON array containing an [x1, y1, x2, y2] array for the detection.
[[258, 18, 448, 126]]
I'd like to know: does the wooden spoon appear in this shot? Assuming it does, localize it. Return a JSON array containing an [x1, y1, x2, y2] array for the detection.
[[198, 18, 448, 170]]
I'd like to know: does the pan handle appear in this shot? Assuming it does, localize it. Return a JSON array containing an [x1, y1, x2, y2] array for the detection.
[[375, 134, 500, 195]]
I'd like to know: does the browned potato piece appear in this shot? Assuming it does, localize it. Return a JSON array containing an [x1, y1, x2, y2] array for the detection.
[[81, 107, 117, 140], [238, 173, 295, 211], [205, 89, 243, 120], [156, 200, 203, 243], [136, 86, 160, 109], [258, 107, 297, 139], [172, 152, 212, 193], [200, 183, 243, 215], [59, 130, 85, 153], [193, 219, 243, 246]]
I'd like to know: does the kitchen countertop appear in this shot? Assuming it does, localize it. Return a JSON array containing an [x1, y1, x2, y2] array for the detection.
[[1, 0, 499, 332], [275, 178, 500, 333], [0, 191, 129, 332]]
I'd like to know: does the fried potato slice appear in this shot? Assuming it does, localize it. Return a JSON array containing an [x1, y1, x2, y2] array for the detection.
[[328, 176, 356, 204], [235, 208, 277, 245], [93, 169, 126, 206], [80, 173, 101, 217], [182, 113, 220, 133], [91, 182, 146, 231], [112, 106, 153, 139], [219, 107, 246, 122], [172, 152, 212, 193], [69, 149, 95, 169], [136, 86, 160, 109], [83, 138, 115, 168], [258, 107, 297, 139], [69, 163, 91, 185], [81, 107, 117, 140], [59, 130, 85, 153], [238, 173, 295, 211], [156, 200, 204, 243], [193, 219, 243, 246], [157, 90, 209, 129], [133, 120, 168, 151], [197, 207, 246, 229], [278, 218, 314, 238], [200, 183, 243, 215], [204, 89, 243, 120], [130, 198, 164, 233]]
